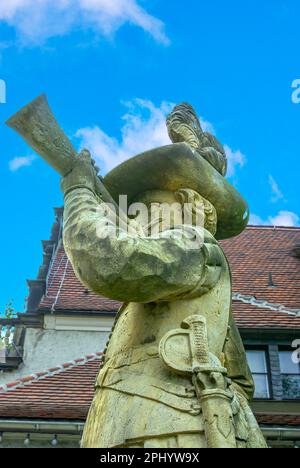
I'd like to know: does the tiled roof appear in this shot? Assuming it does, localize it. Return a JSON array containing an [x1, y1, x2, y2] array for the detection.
[[2, 225, 298, 424], [256, 414, 300, 426], [0, 355, 299, 427], [233, 293, 300, 317], [232, 302, 300, 329], [221, 226, 300, 309], [0, 354, 102, 420], [40, 245, 119, 313], [38, 226, 300, 329]]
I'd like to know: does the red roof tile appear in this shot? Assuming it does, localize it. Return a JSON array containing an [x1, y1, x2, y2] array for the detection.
[[257, 414, 300, 426], [40, 245, 119, 312], [38, 226, 300, 329], [0, 355, 102, 420], [222, 226, 300, 309], [0, 355, 299, 426], [232, 301, 300, 329]]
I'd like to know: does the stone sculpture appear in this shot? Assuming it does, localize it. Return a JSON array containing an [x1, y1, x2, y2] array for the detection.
[[7, 96, 267, 448]]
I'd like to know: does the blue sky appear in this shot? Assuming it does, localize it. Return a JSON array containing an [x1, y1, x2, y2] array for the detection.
[[0, 0, 300, 313]]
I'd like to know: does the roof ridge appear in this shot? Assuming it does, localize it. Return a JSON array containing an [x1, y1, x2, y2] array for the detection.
[[0, 352, 103, 394], [233, 293, 300, 317]]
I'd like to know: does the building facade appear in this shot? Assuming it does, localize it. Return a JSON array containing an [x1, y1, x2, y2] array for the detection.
[[0, 209, 300, 448]]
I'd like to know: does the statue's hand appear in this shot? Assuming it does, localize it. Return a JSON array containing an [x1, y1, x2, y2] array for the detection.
[[61, 149, 100, 196]]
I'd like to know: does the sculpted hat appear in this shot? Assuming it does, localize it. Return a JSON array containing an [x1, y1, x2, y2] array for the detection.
[[104, 104, 249, 240]]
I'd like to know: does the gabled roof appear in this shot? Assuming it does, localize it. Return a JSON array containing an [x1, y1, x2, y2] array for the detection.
[[221, 226, 300, 309], [36, 225, 300, 329], [232, 301, 300, 329], [39, 244, 119, 313], [0, 354, 102, 420], [2, 225, 298, 424]]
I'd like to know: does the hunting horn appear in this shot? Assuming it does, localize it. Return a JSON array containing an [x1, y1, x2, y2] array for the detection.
[[6, 94, 120, 209]]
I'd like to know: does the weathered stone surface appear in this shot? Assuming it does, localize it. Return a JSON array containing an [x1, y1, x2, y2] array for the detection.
[[7, 98, 266, 448]]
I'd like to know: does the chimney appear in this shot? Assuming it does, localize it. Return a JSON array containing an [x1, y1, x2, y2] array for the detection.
[[268, 272, 276, 288]]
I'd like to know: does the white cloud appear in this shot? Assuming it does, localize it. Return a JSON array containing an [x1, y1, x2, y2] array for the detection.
[[200, 118, 215, 134], [250, 210, 299, 227], [9, 155, 35, 171], [269, 211, 299, 227], [224, 144, 246, 178], [0, 0, 170, 45], [269, 174, 284, 203], [76, 99, 173, 173]]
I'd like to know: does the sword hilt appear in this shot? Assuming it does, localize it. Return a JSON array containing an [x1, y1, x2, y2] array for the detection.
[[182, 315, 210, 370]]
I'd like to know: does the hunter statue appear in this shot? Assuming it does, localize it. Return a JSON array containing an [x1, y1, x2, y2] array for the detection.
[[7, 97, 267, 448]]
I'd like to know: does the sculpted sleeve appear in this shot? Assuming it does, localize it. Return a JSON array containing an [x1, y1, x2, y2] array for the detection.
[[63, 187, 224, 303]]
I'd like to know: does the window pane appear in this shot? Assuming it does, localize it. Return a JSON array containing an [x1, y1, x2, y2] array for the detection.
[[282, 375, 300, 400], [246, 351, 267, 373], [279, 352, 300, 375], [253, 375, 270, 399]]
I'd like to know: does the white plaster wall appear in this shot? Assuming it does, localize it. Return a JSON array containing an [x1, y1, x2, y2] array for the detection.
[[0, 315, 113, 386]]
